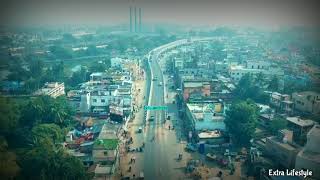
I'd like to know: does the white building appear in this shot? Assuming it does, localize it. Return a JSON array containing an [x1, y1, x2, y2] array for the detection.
[[35, 82, 65, 98], [90, 90, 111, 113], [174, 57, 184, 69], [229, 61, 284, 81], [186, 103, 225, 132], [110, 57, 123, 68]]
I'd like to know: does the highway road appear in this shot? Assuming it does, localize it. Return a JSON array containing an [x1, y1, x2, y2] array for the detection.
[[141, 46, 187, 179], [127, 37, 217, 179]]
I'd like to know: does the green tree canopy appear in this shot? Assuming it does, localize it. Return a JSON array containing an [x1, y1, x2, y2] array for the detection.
[[270, 117, 287, 135], [0, 97, 19, 134], [20, 96, 74, 128], [0, 137, 20, 179], [268, 75, 279, 92], [225, 100, 259, 146], [49, 45, 73, 59], [31, 123, 64, 145], [234, 74, 268, 103]]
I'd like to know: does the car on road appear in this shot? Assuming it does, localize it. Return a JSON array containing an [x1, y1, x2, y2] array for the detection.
[[152, 76, 157, 81], [148, 115, 154, 121], [137, 126, 143, 133], [158, 82, 162, 86]]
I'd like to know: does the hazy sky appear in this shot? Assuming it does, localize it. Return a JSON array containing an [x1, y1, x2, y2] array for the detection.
[[1, 0, 319, 27]]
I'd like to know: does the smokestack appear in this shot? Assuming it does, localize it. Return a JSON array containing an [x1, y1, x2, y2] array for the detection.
[[129, 6, 132, 32], [134, 7, 137, 33], [139, 8, 141, 33]]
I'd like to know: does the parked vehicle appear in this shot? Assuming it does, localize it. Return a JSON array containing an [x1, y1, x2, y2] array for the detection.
[[185, 143, 197, 152], [148, 115, 154, 121], [139, 171, 144, 179], [206, 153, 217, 161], [137, 127, 143, 133]]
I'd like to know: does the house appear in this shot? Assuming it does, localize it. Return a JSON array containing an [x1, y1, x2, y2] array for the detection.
[[269, 92, 293, 115], [229, 61, 284, 82], [286, 117, 315, 145], [182, 80, 211, 101], [93, 164, 113, 179], [90, 89, 111, 113], [34, 82, 65, 98], [292, 91, 320, 115], [185, 102, 225, 142], [265, 135, 299, 169], [92, 124, 119, 177], [295, 125, 320, 180]]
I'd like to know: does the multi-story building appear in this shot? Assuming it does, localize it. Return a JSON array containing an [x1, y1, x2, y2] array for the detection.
[[265, 135, 299, 169], [295, 125, 320, 180], [92, 124, 119, 179], [229, 61, 284, 82], [292, 91, 320, 115], [185, 102, 225, 143], [269, 92, 294, 115], [182, 80, 211, 102], [286, 116, 315, 145], [34, 82, 65, 98]]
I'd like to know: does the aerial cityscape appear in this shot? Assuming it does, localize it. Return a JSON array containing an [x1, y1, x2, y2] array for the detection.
[[0, 0, 320, 180]]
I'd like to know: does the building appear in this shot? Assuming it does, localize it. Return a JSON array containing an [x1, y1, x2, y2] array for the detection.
[[265, 135, 299, 169], [229, 61, 284, 82], [185, 102, 225, 142], [286, 117, 315, 145], [34, 82, 65, 98], [92, 124, 119, 178], [269, 92, 293, 115], [295, 125, 320, 180], [182, 80, 211, 101], [292, 91, 320, 115], [174, 57, 184, 70], [229, 65, 264, 81], [110, 57, 123, 68], [90, 89, 111, 113]]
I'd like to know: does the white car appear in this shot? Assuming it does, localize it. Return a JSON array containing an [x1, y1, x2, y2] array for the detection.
[[158, 82, 163, 86]]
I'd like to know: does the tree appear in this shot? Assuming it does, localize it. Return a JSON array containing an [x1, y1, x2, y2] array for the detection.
[[234, 74, 269, 103], [89, 61, 108, 73], [49, 45, 73, 59], [44, 61, 65, 82], [67, 66, 88, 87], [31, 124, 64, 145], [225, 100, 259, 146], [268, 75, 279, 92], [7, 59, 30, 82], [0, 137, 20, 179], [0, 97, 19, 134], [270, 117, 287, 135], [20, 96, 74, 128], [62, 33, 76, 43], [255, 72, 265, 87], [29, 58, 44, 79], [19, 145, 90, 180], [86, 45, 98, 56]]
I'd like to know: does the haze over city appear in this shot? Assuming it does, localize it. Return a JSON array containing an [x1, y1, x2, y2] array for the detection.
[[1, 0, 320, 28], [0, 0, 320, 180]]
